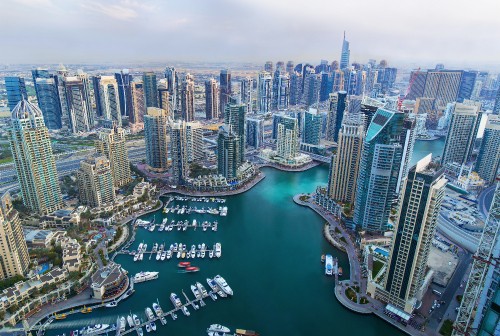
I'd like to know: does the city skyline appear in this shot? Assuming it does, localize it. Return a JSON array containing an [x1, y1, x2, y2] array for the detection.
[[1, 0, 500, 70]]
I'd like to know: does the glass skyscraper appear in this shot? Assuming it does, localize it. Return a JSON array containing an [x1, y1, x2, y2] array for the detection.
[[143, 71, 158, 108], [5, 77, 28, 112]]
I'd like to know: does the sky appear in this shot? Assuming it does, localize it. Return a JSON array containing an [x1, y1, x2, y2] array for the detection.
[[1, 0, 500, 70]]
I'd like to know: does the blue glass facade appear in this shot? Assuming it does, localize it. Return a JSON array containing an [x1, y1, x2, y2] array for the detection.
[[5, 77, 28, 111], [34, 77, 63, 130]]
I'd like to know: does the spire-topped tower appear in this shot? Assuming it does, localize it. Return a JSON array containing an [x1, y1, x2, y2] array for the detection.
[[340, 31, 350, 70]]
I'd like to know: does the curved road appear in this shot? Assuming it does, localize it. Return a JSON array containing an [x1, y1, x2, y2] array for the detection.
[[478, 185, 496, 219]]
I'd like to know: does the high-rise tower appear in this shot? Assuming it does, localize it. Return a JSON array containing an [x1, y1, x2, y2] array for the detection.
[[219, 69, 232, 116], [143, 71, 158, 108], [63, 75, 94, 133], [144, 107, 169, 170], [115, 70, 134, 117], [224, 101, 246, 164], [475, 115, 500, 184], [205, 78, 219, 120], [180, 74, 195, 122], [5, 77, 28, 112], [217, 125, 241, 180], [95, 125, 131, 188], [257, 71, 272, 113], [339, 31, 350, 70], [8, 100, 63, 215], [170, 120, 189, 184], [77, 155, 115, 208], [97, 76, 122, 127]]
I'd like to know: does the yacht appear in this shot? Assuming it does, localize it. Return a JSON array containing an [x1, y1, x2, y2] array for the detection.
[[133, 314, 141, 326], [170, 293, 182, 307], [196, 282, 208, 297], [148, 225, 156, 232], [207, 278, 219, 292], [166, 250, 172, 260], [325, 254, 333, 276], [209, 250, 214, 258], [173, 243, 178, 252], [139, 253, 144, 261], [156, 251, 161, 261], [145, 307, 155, 320], [214, 275, 233, 296], [119, 317, 126, 332], [209, 292, 217, 301], [133, 271, 159, 283], [160, 316, 167, 325], [153, 302, 163, 316], [193, 219, 197, 227], [137, 327, 144, 336], [190, 249, 196, 258], [80, 324, 109, 335], [215, 243, 222, 258], [145, 323, 151, 333], [160, 251, 166, 261], [191, 284, 202, 299], [181, 306, 190, 316], [127, 315, 135, 328], [150, 321, 156, 332], [207, 324, 231, 333], [105, 301, 117, 307]]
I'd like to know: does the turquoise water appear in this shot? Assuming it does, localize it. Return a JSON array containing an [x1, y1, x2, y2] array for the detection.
[[44, 139, 444, 336]]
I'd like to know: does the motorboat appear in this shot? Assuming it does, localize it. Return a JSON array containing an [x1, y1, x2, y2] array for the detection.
[[153, 302, 163, 316], [145, 323, 151, 333], [119, 317, 126, 332], [207, 325, 231, 333], [150, 322, 156, 332], [181, 306, 190, 316], [178, 261, 190, 268], [80, 324, 109, 335], [145, 307, 155, 320], [170, 293, 182, 307], [186, 266, 199, 273], [127, 315, 134, 328], [209, 250, 214, 258], [191, 285, 202, 299], [105, 301, 117, 307], [160, 251, 166, 261], [215, 243, 221, 258], [133, 314, 141, 326], [166, 250, 172, 260], [133, 271, 159, 283], [214, 275, 233, 296], [196, 282, 208, 297], [160, 316, 167, 325]]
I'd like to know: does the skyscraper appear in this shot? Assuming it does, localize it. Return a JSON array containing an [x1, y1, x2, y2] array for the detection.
[[92, 75, 103, 117], [339, 31, 350, 70], [185, 122, 204, 163], [157, 80, 170, 113], [475, 115, 500, 184], [5, 77, 28, 112], [165, 67, 179, 114], [493, 88, 500, 115], [302, 71, 321, 107], [264, 61, 273, 73], [63, 75, 94, 133], [257, 71, 272, 113], [77, 155, 115, 208], [286, 61, 295, 74], [170, 120, 189, 184], [130, 81, 145, 124], [457, 70, 478, 102], [240, 78, 253, 113], [97, 76, 122, 127], [302, 108, 323, 145], [205, 78, 220, 120], [34, 77, 63, 130], [144, 107, 169, 170], [382, 155, 446, 313], [289, 72, 302, 106], [327, 115, 364, 204], [180, 74, 195, 122], [219, 69, 232, 116], [276, 116, 299, 160], [143, 71, 158, 108], [326, 91, 347, 142], [224, 101, 246, 164], [115, 69, 133, 117], [354, 108, 405, 232], [246, 117, 264, 149], [95, 125, 131, 188], [217, 125, 241, 180], [441, 101, 481, 167], [9, 100, 63, 215], [272, 70, 290, 110], [0, 193, 30, 280]]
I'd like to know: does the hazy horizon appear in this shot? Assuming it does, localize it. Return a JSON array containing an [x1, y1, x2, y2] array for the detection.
[[1, 0, 500, 72]]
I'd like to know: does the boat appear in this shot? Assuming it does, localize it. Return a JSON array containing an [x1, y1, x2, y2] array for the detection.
[[321, 254, 325, 263], [186, 266, 199, 273], [201, 250, 206, 258], [214, 275, 233, 295], [158, 224, 165, 232], [145, 307, 155, 320], [80, 306, 92, 314], [220, 207, 228, 216], [80, 324, 109, 335], [153, 302, 163, 316], [139, 253, 144, 261], [178, 261, 190, 267], [127, 315, 134, 328], [209, 250, 214, 258], [215, 243, 221, 258], [338, 267, 343, 277], [191, 285, 202, 299], [207, 278, 218, 291], [181, 251, 186, 258], [134, 254, 140, 262], [148, 225, 156, 232], [160, 316, 167, 325], [181, 306, 190, 316], [190, 249, 196, 258], [235, 329, 260, 336], [119, 317, 126, 332], [171, 313, 177, 320], [105, 301, 117, 307], [166, 250, 172, 260], [209, 292, 217, 301], [133, 271, 159, 283], [133, 314, 141, 326], [170, 293, 182, 307], [197, 282, 208, 297], [71, 330, 79, 336], [176, 251, 181, 258], [193, 219, 197, 227], [173, 243, 178, 252], [160, 251, 166, 261], [55, 313, 67, 320], [325, 254, 333, 276], [156, 251, 161, 261], [207, 324, 231, 333], [145, 323, 151, 333], [196, 251, 201, 258], [150, 321, 156, 331], [137, 327, 144, 336]]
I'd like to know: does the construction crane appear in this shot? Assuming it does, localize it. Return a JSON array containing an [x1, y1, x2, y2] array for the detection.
[[453, 178, 500, 336], [397, 67, 421, 111]]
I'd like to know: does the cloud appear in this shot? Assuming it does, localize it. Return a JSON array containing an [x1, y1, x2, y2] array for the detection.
[[80, 1, 141, 20]]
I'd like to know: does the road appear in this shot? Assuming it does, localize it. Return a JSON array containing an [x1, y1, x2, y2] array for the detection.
[[478, 185, 496, 219], [427, 250, 472, 331]]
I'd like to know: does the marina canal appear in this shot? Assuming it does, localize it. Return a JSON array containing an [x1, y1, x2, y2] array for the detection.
[[44, 140, 443, 336]]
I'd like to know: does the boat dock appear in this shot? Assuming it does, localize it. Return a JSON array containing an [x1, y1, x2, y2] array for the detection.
[[141, 220, 219, 232], [118, 242, 222, 261]]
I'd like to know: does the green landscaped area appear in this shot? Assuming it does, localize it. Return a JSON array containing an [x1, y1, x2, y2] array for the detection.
[[345, 287, 357, 302], [439, 319, 453, 336], [372, 259, 384, 278]]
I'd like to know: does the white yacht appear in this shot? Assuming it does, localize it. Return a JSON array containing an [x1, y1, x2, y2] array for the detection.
[[133, 314, 141, 326], [215, 243, 221, 258], [160, 251, 166, 261], [119, 317, 126, 332], [133, 272, 159, 284], [325, 254, 333, 276], [196, 282, 208, 297], [191, 284, 201, 299], [153, 302, 163, 316], [214, 275, 233, 296], [81, 324, 109, 335], [127, 315, 134, 328], [207, 324, 231, 333], [145, 307, 155, 321], [170, 293, 182, 307]]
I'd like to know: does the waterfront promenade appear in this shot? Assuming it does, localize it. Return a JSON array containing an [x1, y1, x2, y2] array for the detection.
[[293, 193, 438, 336]]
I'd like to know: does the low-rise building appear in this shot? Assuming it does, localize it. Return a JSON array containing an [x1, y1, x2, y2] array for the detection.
[[91, 262, 128, 300]]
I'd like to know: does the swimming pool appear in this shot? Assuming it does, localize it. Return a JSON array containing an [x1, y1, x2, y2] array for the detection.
[[374, 247, 389, 257], [37, 263, 50, 274]]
